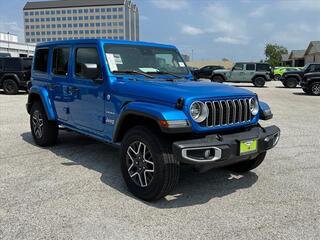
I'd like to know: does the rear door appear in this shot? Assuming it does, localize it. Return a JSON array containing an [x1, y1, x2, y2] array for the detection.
[[50, 46, 72, 122], [68, 45, 105, 132], [244, 63, 256, 82]]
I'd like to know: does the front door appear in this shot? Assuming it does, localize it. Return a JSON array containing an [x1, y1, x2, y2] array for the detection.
[[229, 63, 245, 81], [68, 45, 105, 133]]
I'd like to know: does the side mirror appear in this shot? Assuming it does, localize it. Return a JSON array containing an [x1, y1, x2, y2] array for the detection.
[[82, 63, 101, 81]]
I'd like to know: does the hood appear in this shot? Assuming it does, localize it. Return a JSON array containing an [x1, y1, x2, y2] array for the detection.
[[283, 70, 303, 75], [113, 78, 255, 105], [213, 69, 231, 74]]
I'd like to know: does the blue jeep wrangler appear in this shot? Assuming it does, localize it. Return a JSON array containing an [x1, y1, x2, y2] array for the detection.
[[26, 39, 280, 201]]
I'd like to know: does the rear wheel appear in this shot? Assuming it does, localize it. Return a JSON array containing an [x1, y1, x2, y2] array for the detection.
[[2, 79, 18, 95], [120, 126, 180, 201], [310, 82, 320, 96], [227, 152, 267, 172], [211, 75, 224, 83], [253, 77, 266, 87], [284, 77, 298, 88], [30, 102, 59, 147]]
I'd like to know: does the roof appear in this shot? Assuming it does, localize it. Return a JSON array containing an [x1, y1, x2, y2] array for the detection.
[[35, 38, 176, 49], [288, 50, 306, 59], [304, 41, 320, 55], [281, 54, 289, 61], [24, 0, 126, 10]]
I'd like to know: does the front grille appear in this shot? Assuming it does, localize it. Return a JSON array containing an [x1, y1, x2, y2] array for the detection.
[[202, 98, 253, 127]]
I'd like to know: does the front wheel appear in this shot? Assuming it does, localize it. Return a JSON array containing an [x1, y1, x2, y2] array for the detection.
[[120, 126, 180, 201], [302, 87, 312, 95], [211, 75, 224, 83], [30, 102, 59, 147], [253, 77, 266, 87], [310, 82, 320, 96], [227, 152, 266, 172]]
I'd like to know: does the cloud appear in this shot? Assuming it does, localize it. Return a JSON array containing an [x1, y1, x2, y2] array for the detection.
[[249, 5, 267, 17], [151, 0, 189, 10], [278, 0, 320, 11], [140, 15, 149, 21], [0, 20, 24, 40], [214, 36, 249, 45], [181, 25, 205, 35]]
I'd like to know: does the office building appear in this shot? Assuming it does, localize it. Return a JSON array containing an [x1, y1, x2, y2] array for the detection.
[[0, 32, 35, 57], [23, 0, 139, 43]]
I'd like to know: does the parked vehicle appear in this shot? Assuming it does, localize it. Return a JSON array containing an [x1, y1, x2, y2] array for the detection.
[[299, 70, 320, 96], [26, 39, 280, 201], [280, 64, 320, 88], [192, 65, 225, 79], [212, 62, 272, 87], [273, 67, 302, 80], [0, 57, 32, 94]]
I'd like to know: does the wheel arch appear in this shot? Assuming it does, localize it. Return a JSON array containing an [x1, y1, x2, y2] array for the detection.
[[0, 74, 19, 85], [211, 73, 227, 81], [27, 86, 56, 120], [251, 74, 267, 82]]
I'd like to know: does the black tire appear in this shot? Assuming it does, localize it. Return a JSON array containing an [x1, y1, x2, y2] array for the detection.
[[227, 152, 267, 172], [284, 77, 298, 88], [302, 87, 312, 95], [30, 102, 58, 147], [120, 126, 180, 201], [2, 79, 18, 95], [310, 82, 320, 96], [253, 77, 266, 87], [211, 75, 224, 83]]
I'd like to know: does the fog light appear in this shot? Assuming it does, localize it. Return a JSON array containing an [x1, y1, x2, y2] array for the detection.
[[204, 149, 211, 159]]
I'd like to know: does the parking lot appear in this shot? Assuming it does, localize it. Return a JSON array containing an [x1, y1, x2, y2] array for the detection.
[[0, 81, 319, 240]]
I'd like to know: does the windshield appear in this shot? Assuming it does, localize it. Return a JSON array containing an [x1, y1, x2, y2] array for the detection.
[[104, 44, 189, 75], [302, 64, 310, 71]]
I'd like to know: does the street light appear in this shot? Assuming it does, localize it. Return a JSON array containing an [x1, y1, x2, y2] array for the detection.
[[7, 32, 10, 53]]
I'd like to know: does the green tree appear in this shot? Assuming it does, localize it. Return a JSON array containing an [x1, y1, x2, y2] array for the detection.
[[264, 43, 288, 67]]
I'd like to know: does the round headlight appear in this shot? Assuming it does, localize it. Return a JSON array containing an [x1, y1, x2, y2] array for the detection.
[[249, 98, 259, 115], [190, 101, 208, 123]]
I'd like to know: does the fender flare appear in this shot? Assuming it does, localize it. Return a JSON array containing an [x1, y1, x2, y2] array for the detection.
[[251, 74, 267, 82], [113, 101, 190, 141], [259, 101, 273, 120], [0, 73, 20, 85], [27, 86, 56, 120], [283, 74, 301, 81]]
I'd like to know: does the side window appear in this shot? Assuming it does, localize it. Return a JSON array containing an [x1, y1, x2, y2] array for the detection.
[[233, 63, 244, 70], [34, 48, 49, 73], [52, 47, 70, 76], [309, 65, 320, 72], [246, 64, 255, 71], [75, 47, 101, 79], [3, 59, 22, 71]]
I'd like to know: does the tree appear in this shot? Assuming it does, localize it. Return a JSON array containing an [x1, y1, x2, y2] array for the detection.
[[264, 43, 288, 67]]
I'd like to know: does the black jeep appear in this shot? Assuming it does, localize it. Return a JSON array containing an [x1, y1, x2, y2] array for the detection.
[[0, 57, 32, 94], [280, 64, 320, 88], [300, 71, 320, 96]]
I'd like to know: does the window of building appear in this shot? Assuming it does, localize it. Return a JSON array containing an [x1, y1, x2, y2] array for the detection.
[[36, 18, 40, 22], [26, 32, 30, 36], [26, 25, 29, 29], [84, 9, 88, 13], [119, 14, 123, 19], [85, 30, 89, 34], [25, 19, 29, 23], [63, 30, 67, 34], [113, 29, 118, 33], [52, 31, 56, 35], [107, 15, 111, 19], [96, 23, 100, 27], [90, 30, 95, 34], [79, 16, 83, 20], [68, 31, 72, 34], [51, 10, 55, 14], [90, 8, 94, 13], [36, 25, 40, 29], [41, 24, 45, 28], [51, 17, 55, 21], [85, 23, 89, 27], [73, 23, 78, 27], [57, 17, 61, 21], [41, 18, 45, 22], [119, 22, 124, 26], [56, 10, 61, 14], [107, 22, 112, 26], [57, 31, 62, 35], [46, 24, 50, 28], [47, 38, 51, 41], [119, 36, 124, 40], [95, 8, 100, 12], [24, 12, 29, 16], [58, 37, 62, 40], [67, 10, 71, 14], [112, 8, 117, 12], [30, 19, 34, 22], [30, 12, 34, 16], [31, 25, 35, 29], [90, 16, 94, 20], [36, 32, 40, 36], [73, 9, 77, 14], [118, 7, 123, 12], [74, 30, 78, 34], [75, 47, 101, 79], [68, 24, 72, 28], [67, 17, 72, 21], [95, 15, 100, 20], [52, 24, 56, 28], [96, 30, 101, 34], [84, 16, 89, 20], [35, 11, 39, 15], [45, 11, 50, 15], [41, 31, 45, 35], [26, 38, 30, 43], [79, 30, 84, 34], [107, 30, 112, 33], [79, 23, 83, 27], [78, 9, 83, 14], [107, 8, 111, 12], [119, 29, 124, 33], [113, 15, 118, 19], [40, 11, 44, 15], [101, 8, 106, 12], [62, 24, 67, 28], [46, 18, 50, 21], [102, 22, 106, 26], [47, 31, 51, 35], [102, 29, 106, 34], [42, 38, 46, 41], [113, 22, 118, 26], [73, 16, 78, 20], [52, 38, 56, 41], [57, 24, 62, 28], [62, 17, 66, 21], [101, 15, 106, 20], [113, 36, 118, 40], [90, 23, 94, 27], [34, 48, 49, 73]]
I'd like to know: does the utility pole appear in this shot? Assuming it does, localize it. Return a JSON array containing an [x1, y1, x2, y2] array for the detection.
[[7, 32, 10, 53]]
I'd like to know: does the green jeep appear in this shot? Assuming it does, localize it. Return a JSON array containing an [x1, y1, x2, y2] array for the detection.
[[211, 62, 272, 87]]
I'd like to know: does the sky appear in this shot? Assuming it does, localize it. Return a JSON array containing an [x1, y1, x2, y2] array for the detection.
[[1, 0, 320, 61]]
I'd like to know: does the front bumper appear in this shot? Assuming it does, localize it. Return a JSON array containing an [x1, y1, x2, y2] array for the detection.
[[172, 125, 280, 167]]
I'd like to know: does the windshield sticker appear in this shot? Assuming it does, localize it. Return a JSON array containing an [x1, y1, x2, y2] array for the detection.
[[139, 68, 159, 73], [106, 53, 118, 71], [113, 54, 123, 65], [178, 62, 185, 67]]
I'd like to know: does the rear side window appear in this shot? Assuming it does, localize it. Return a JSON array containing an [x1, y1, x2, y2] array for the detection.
[[246, 64, 255, 71], [52, 48, 70, 76], [256, 64, 270, 71], [3, 59, 22, 71], [75, 47, 101, 79], [22, 59, 32, 70], [309, 64, 320, 72], [34, 49, 49, 73]]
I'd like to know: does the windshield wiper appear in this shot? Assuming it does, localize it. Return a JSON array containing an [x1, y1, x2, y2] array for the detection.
[[113, 70, 154, 79], [146, 71, 182, 79]]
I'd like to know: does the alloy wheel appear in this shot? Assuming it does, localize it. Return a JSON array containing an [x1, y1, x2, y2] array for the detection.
[[32, 110, 44, 139], [126, 141, 155, 187], [311, 83, 320, 95]]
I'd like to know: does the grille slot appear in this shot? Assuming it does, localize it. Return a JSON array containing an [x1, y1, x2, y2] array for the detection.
[[204, 99, 253, 127]]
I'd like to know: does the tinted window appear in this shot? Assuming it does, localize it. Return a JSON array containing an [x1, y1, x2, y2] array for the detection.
[[3, 59, 22, 71], [233, 63, 244, 70], [22, 59, 32, 70], [75, 48, 101, 79], [34, 49, 49, 73], [246, 64, 255, 71], [256, 64, 270, 71], [309, 64, 320, 72], [52, 48, 70, 76]]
